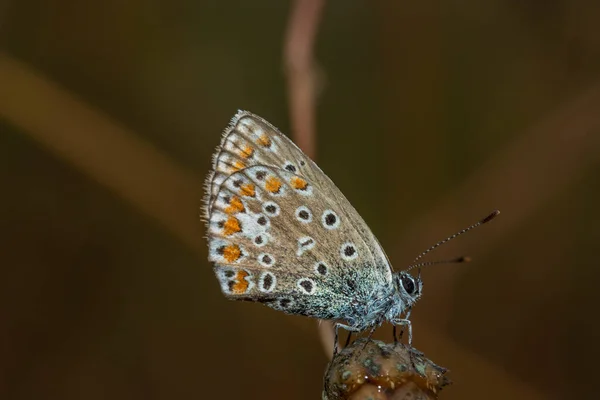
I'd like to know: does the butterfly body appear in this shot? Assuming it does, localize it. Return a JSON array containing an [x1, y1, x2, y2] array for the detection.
[[203, 111, 422, 334]]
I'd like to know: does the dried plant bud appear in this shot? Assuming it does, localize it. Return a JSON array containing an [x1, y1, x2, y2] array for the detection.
[[323, 338, 451, 400]]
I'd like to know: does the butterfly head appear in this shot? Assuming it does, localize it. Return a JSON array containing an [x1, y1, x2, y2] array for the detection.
[[393, 271, 423, 305]]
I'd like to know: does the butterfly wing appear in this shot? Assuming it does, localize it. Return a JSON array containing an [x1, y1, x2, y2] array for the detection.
[[205, 111, 324, 213], [203, 111, 394, 321]]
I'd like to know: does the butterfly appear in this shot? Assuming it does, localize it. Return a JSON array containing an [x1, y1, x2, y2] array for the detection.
[[203, 111, 498, 350]]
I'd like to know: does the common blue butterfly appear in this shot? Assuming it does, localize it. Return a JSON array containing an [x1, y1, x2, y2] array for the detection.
[[203, 111, 498, 351]]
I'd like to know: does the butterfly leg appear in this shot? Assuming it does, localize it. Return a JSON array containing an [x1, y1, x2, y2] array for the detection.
[[344, 332, 353, 348], [393, 318, 420, 372], [360, 325, 378, 351], [333, 323, 361, 356], [397, 308, 412, 341], [392, 318, 413, 346]]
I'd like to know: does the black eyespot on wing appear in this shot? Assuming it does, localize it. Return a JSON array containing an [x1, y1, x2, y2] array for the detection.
[[300, 280, 313, 293], [344, 245, 356, 257], [224, 270, 235, 278], [316, 263, 327, 275], [295, 206, 312, 223], [254, 236, 263, 245], [258, 252, 275, 267], [279, 298, 291, 308], [233, 179, 243, 187], [325, 213, 336, 226], [265, 205, 276, 214], [257, 216, 267, 226], [285, 164, 297, 172], [262, 274, 273, 290], [255, 171, 266, 180], [299, 160, 306, 166], [301, 238, 314, 247]]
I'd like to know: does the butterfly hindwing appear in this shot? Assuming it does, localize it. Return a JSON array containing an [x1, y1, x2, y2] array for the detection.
[[207, 164, 392, 320]]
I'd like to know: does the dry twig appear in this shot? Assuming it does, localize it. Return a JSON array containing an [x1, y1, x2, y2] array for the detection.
[[283, 0, 337, 358]]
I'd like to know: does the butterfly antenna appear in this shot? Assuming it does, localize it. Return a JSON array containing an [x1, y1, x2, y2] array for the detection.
[[406, 210, 500, 272], [408, 256, 471, 270]]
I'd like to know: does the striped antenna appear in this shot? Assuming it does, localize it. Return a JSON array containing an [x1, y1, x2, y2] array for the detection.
[[407, 256, 471, 271], [406, 210, 500, 272]]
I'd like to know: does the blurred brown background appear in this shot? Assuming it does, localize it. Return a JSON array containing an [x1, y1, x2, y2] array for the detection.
[[1, 1, 600, 399]]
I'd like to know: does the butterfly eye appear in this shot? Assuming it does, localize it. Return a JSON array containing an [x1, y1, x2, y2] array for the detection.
[[401, 275, 416, 295]]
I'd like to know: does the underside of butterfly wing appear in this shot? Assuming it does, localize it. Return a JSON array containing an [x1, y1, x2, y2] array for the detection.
[[206, 165, 395, 323], [203, 111, 396, 326]]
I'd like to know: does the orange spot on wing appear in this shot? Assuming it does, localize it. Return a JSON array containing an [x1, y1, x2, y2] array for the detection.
[[232, 270, 250, 294], [290, 176, 308, 190], [225, 196, 245, 214], [265, 176, 282, 193], [239, 183, 256, 197], [223, 245, 242, 262], [232, 161, 246, 171], [257, 133, 272, 147], [240, 145, 254, 159], [223, 216, 241, 236]]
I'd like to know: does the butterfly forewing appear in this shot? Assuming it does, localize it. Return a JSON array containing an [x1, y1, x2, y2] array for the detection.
[[205, 112, 321, 214], [204, 111, 394, 321]]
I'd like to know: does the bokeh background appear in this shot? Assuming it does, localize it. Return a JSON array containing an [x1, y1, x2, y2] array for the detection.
[[2, 1, 600, 399]]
